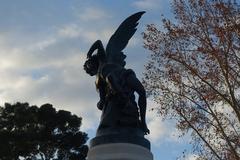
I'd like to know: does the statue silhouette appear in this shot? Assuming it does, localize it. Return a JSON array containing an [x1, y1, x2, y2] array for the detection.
[[84, 11, 149, 136]]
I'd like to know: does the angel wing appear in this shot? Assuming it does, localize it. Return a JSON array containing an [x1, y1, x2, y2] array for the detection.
[[105, 11, 145, 67]]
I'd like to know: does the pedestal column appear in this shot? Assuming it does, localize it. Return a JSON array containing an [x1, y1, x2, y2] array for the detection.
[[87, 134, 153, 160]]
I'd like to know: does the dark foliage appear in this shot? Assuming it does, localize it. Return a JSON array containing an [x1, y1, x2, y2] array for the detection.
[[0, 102, 88, 160]]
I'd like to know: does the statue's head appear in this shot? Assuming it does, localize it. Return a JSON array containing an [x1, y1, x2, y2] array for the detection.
[[84, 55, 99, 76], [84, 40, 105, 76]]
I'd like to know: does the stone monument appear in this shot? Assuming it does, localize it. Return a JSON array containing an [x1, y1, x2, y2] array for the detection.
[[84, 11, 153, 160]]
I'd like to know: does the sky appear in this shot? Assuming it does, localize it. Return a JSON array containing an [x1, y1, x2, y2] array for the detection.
[[0, 0, 197, 160]]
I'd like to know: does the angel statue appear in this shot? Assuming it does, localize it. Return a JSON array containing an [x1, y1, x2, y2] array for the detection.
[[84, 11, 150, 136]]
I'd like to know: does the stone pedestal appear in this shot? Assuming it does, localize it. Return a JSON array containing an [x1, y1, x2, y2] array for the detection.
[[87, 143, 153, 160], [87, 134, 153, 160]]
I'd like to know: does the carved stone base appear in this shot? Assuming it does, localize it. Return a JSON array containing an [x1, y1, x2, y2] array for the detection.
[[87, 143, 153, 160]]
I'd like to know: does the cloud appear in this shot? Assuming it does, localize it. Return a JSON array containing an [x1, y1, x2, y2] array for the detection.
[[0, 31, 101, 133], [78, 7, 111, 21], [184, 154, 199, 160], [146, 100, 173, 145], [146, 112, 183, 146], [30, 38, 57, 51], [145, 99, 193, 146], [133, 0, 163, 10], [58, 24, 82, 38], [0, 52, 100, 131], [57, 23, 114, 44], [146, 115, 167, 143]]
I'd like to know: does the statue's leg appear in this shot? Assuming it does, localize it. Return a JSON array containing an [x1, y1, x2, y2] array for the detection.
[[97, 99, 121, 132]]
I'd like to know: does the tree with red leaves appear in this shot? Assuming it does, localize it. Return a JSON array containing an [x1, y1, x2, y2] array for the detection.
[[143, 0, 240, 159]]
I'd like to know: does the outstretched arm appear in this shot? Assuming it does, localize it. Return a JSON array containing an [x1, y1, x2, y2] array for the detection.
[[126, 72, 150, 135]]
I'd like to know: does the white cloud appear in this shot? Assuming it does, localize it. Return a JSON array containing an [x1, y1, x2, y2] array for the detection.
[[146, 112, 183, 146], [78, 7, 111, 21], [57, 23, 114, 44], [146, 115, 167, 143], [30, 38, 57, 51], [184, 154, 199, 160], [128, 37, 140, 48], [0, 53, 100, 131], [0, 31, 101, 134], [133, 0, 163, 10], [58, 24, 82, 38], [145, 99, 192, 146], [146, 100, 172, 145]]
